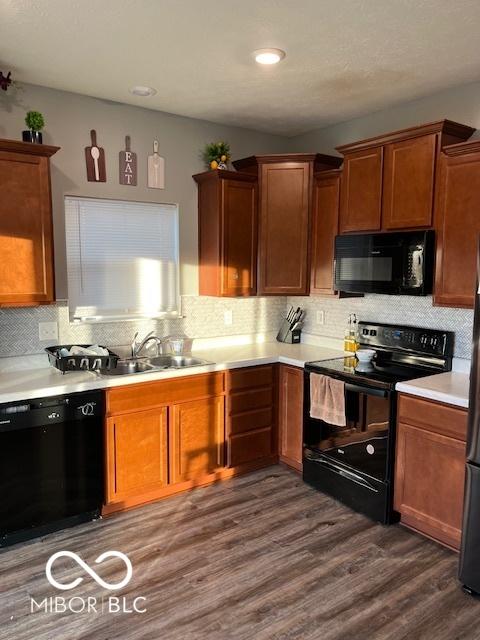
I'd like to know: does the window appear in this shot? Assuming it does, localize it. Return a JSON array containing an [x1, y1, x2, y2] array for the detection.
[[65, 196, 180, 322]]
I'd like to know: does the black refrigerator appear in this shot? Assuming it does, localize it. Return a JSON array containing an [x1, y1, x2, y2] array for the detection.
[[459, 241, 480, 594]]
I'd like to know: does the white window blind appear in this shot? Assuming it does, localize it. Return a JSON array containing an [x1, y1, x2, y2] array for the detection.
[[65, 196, 180, 322]]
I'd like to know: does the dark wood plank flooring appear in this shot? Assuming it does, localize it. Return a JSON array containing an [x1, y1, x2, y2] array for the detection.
[[1, 465, 479, 640]]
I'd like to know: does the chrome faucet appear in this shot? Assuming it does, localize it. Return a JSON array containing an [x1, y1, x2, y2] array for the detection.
[[131, 331, 163, 358]]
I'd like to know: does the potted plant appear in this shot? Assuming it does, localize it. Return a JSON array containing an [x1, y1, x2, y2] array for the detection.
[[202, 141, 231, 170], [22, 111, 45, 144]]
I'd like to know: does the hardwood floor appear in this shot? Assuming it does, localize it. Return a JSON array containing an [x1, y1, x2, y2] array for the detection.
[[1, 465, 479, 640]]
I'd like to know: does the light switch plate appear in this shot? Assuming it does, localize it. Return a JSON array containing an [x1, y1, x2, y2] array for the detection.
[[316, 310, 325, 325], [223, 310, 233, 326], [39, 321, 59, 342]]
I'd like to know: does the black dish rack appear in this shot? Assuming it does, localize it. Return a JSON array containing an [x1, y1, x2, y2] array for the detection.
[[46, 345, 120, 374]]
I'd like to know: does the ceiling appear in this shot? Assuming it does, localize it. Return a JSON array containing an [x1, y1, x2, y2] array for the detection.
[[2, 0, 480, 136]]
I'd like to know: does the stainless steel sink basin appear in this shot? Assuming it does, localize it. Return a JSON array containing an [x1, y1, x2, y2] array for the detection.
[[147, 355, 211, 369], [101, 360, 156, 376], [99, 355, 212, 376]]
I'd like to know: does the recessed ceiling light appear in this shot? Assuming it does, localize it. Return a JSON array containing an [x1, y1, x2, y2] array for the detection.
[[253, 48, 286, 65], [129, 86, 157, 97]]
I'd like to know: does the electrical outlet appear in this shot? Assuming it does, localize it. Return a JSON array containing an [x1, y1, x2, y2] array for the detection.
[[316, 310, 325, 325], [223, 310, 233, 326], [39, 321, 59, 342]]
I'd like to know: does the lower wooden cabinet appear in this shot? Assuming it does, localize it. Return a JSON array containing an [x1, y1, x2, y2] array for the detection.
[[169, 396, 225, 484], [104, 368, 279, 513], [394, 394, 467, 550], [106, 407, 168, 504], [226, 365, 277, 467], [278, 365, 304, 471], [104, 372, 226, 511]]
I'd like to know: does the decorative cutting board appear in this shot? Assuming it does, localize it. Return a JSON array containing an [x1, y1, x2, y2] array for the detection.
[[119, 135, 137, 186], [147, 140, 165, 189], [85, 129, 106, 182]]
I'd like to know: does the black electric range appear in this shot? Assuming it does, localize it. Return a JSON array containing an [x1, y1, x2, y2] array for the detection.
[[303, 321, 454, 524]]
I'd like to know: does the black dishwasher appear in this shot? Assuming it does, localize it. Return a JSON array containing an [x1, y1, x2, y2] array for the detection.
[[0, 390, 104, 547]]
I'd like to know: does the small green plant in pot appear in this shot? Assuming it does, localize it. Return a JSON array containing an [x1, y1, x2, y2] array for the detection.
[[202, 141, 230, 170], [23, 111, 45, 144]]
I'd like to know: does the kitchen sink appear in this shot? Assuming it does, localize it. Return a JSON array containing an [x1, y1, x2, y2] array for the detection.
[[99, 355, 212, 376], [102, 360, 156, 375], [146, 355, 211, 369]]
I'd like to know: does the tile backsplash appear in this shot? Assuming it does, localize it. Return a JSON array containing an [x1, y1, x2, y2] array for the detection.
[[288, 294, 474, 359], [0, 292, 474, 360], [0, 296, 285, 357]]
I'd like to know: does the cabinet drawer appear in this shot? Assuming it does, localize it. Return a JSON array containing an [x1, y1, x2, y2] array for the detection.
[[228, 365, 274, 391], [230, 407, 273, 435], [229, 427, 273, 466], [229, 387, 273, 414], [107, 372, 225, 415], [398, 394, 467, 441]]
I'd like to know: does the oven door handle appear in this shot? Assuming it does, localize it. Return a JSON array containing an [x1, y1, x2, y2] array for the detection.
[[344, 383, 389, 398], [315, 456, 379, 493]]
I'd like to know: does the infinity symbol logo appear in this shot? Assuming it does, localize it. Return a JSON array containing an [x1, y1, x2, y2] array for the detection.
[[46, 551, 133, 591]]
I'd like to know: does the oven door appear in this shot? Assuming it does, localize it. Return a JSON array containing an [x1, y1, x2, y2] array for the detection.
[[304, 378, 392, 482]]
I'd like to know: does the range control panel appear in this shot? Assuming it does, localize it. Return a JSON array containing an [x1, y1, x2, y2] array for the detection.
[[358, 322, 454, 358]]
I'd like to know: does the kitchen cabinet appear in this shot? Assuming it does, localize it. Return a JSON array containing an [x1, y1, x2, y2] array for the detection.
[[337, 120, 474, 234], [194, 170, 257, 297], [169, 396, 225, 484], [394, 394, 467, 550], [278, 364, 304, 471], [106, 408, 168, 504], [226, 365, 277, 467], [339, 147, 383, 233], [104, 372, 226, 511], [233, 154, 342, 296], [434, 140, 480, 308], [310, 169, 342, 295], [0, 139, 59, 306]]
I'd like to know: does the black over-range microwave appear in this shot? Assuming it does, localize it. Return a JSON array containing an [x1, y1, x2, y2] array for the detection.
[[334, 230, 435, 295]]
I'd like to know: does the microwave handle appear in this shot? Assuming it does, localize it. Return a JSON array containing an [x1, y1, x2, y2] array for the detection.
[[344, 382, 389, 398]]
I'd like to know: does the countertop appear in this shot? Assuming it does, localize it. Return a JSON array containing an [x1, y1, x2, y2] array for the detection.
[[395, 371, 470, 409], [0, 341, 344, 404]]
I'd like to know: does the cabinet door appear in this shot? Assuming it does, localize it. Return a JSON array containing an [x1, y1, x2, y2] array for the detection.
[[434, 150, 480, 308], [222, 178, 257, 296], [339, 147, 383, 233], [169, 396, 225, 484], [383, 134, 437, 229], [394, 421, 466, 550], [310, 172, 341, 295], [278, 365, 304, 471], [106, 407, 168, 503], [0, 150, 54, 305], [259, 162, 310, 295]]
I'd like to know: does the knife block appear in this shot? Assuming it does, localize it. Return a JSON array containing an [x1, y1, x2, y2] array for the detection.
[[276, 319, 302, 344]]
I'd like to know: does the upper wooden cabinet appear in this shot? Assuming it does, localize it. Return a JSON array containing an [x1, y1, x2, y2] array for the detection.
[[194, 170, 257, 297], [0, 139, 59, 306], [434, 140, 480, 308], [337, 120, 474, 234], [233, 154, 342, 296], [311, 169, 342, 295], [339, 147, 383, 233]]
